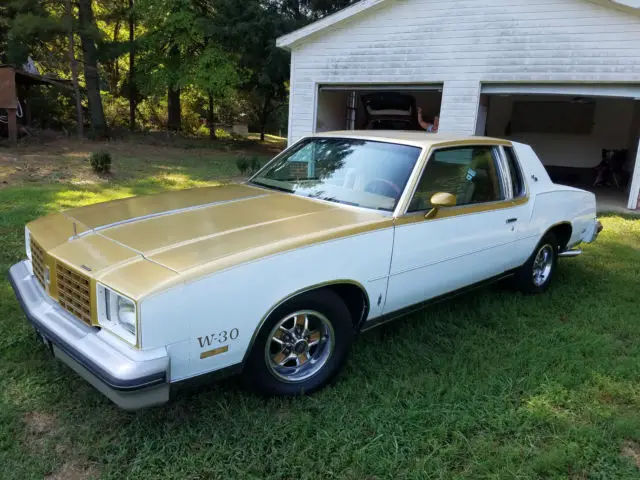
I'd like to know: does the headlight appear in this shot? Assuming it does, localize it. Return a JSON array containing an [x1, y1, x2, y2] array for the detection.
[[97, 284, 137, 345], [116, 296, 136, 335], [25, 227, 32, 260]]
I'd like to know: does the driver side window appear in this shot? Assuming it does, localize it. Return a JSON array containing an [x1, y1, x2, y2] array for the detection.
[[408, 146, 505, 213]]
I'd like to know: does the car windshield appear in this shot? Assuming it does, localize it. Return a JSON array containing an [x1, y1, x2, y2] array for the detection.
[[250, 138, 422, 212]]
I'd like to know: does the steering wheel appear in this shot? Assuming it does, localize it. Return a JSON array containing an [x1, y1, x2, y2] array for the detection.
[[364, 178, 402, 198]]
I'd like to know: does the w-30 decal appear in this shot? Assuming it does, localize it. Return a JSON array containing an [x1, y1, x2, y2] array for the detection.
[[197, 328, 240, 348]]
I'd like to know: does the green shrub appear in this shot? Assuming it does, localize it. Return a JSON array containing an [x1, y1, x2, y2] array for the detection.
[[236, 156, 249, 175], [89, 150, 112, 174], [250, 156, 261, 174], [236, 155, 263, 176]]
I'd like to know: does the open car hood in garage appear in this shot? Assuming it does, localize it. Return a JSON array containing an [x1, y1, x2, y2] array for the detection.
[[362, 92, 415, 117]]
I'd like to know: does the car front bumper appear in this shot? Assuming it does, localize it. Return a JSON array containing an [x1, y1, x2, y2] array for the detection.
[[8, 261, 170, 410]]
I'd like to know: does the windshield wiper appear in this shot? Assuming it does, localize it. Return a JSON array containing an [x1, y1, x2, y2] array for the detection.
[[249, 181, 292, 193], [315, 196, 360, 207]]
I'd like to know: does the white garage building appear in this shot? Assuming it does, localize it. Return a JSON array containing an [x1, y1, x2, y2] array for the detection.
[[277, 0, 640, 210]]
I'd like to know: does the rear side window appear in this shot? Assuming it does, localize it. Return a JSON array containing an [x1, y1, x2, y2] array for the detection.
[[503, 147, 525, 198]]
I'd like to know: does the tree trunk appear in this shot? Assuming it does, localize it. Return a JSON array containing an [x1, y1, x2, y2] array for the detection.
[[167, 87, 181, 132], [111, 20, 120, 92], [259, 95, 271, 142], [208, 94, 216, 140], [167, 45, 181, 132], [128, 0, 135, 131], [78, 0, 106, 136], [65, 0, 83, 138]]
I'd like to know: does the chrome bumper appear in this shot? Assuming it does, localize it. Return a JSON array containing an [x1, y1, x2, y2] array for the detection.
[[8, 261, 170, 410], [559, 248, 582, 258], [561, 219, 603, 258]]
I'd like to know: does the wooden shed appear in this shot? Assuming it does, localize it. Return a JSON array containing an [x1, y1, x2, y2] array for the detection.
[[0, 65, 72, 145]]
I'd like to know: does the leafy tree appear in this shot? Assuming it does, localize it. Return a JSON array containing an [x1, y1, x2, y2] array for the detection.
[[0, 4, 9, 61], [191, 45, 242, 139], [212, 0, 291, 141], [272, 0, 356, 21], [213, 0, 356, 141], [94, 0, 129, 94], [65, 0, 84, 137], [78, 0, 107, 135], [135, 0, 201, 131], [128, 0, 135, 130], [135, 0, 242, 133], [92, 0, 139, 130], [2, 0, 64, 66], [3, 0, 110, 136], [1, 0, 360, 139]]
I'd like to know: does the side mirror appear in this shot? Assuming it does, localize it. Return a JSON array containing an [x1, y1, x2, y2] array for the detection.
[[425, 192, 456, 219]]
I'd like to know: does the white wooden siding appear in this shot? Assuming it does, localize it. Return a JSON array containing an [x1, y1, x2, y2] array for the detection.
[[287, 0, 640, 143]]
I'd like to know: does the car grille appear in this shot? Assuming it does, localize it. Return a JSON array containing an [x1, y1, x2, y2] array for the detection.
[[30, 239, 47, 290], [56, 263, 92, 325]]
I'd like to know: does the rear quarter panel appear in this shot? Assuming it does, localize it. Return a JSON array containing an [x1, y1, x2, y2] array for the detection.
[[140, 227, 394, 382], [528, 190, 597, 247], [512, 142, 597, 250]]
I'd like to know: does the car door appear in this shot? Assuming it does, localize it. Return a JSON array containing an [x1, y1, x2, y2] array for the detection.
[[383, 143, 526, 314]]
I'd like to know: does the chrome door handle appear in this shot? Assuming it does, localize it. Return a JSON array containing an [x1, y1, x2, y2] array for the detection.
[[506, 218, 518, 224]]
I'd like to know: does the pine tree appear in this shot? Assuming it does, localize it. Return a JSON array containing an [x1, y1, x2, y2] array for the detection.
[[3, 0, 63, 66]]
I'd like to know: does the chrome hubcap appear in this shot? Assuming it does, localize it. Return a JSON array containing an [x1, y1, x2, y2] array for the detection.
[[532, 244, 554, 287], [265, 310, 334, 383]]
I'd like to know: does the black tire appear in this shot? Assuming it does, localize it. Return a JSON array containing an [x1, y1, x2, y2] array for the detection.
[[513, 231, 559, 294], [243, 289, 354, 397]]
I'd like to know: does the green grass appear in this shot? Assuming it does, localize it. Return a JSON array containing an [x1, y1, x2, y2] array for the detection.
[[1, 146, 639, 478]]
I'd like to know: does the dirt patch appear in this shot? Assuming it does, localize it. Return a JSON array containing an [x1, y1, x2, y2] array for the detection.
[[0, 142, 99, 187], [0, 135, 284, 188], [23, 411, 57, 437], [44, 460, 100, 480], [621, 440, 640, 469], [23, 412, 100, 479], [568, 466, 588, 479], [22, 411, 59, 454]]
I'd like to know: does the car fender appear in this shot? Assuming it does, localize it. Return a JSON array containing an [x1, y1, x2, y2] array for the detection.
[[140, 226, 394, 383]]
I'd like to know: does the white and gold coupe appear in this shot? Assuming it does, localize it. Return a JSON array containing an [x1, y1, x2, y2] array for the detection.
[[9, 131, 602, 409]]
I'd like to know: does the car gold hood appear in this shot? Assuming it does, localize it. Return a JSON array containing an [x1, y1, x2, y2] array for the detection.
[[27, 184, 391, 298]]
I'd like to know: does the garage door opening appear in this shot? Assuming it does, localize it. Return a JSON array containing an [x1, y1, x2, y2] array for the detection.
[[315, 85, 442, 134], [480, 91, 640, 212]]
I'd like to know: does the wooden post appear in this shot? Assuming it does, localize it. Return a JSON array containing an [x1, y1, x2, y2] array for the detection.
[[0, 67, 18, 145], [7, 108, 17, 146]]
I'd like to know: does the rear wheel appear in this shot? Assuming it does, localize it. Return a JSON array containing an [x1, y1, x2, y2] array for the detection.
[[513, 232, 558, 294], [243, 289, 354, 396]]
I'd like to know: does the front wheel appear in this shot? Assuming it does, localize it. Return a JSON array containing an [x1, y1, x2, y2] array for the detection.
[[513, 232, 558, 294], [243, 289, 354, 397]]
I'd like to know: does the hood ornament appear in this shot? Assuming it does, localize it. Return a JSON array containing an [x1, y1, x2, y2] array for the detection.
[[73, 222, 78, 238]]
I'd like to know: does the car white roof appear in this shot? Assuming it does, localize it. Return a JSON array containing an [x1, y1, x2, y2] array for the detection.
[[311, 130, 511, 149]]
